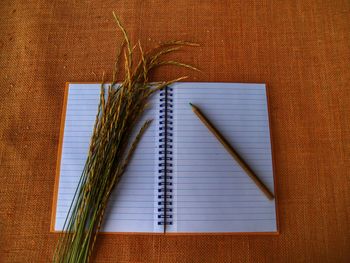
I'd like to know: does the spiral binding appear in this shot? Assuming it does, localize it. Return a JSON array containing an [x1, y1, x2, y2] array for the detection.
[[157, 86, 173, 226]]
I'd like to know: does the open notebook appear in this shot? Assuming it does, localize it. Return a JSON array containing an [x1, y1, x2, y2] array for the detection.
[[52, 82, 278, 234]]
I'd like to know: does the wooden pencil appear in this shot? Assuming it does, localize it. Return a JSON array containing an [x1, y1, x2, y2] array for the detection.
[[189, 102, 275, 200]]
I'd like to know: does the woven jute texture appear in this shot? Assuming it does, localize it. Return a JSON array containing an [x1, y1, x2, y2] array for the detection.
[[1, 1, 349, 262]]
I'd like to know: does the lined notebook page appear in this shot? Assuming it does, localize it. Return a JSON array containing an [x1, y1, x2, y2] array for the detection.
[[54, 83, 161, 233], [169, 82, 277, 233]]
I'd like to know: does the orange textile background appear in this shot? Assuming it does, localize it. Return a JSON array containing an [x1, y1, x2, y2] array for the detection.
[[1, 1, 349, 262]]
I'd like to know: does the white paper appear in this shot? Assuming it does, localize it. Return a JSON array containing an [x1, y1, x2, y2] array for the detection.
[[168, 82, 277, 233], [55, 83, 161, 233]]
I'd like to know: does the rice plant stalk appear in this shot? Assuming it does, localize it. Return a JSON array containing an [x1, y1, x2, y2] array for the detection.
[[53, 12, 198, 263]]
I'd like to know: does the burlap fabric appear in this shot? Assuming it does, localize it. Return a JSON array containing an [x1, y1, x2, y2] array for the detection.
[[0, 1, 349, 262]]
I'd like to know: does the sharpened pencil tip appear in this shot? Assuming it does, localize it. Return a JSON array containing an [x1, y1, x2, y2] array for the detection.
[[189, 102, 193, 107]]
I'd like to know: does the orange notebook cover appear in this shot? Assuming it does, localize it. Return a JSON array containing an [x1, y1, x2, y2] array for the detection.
[[51, 82, 279, 235]]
